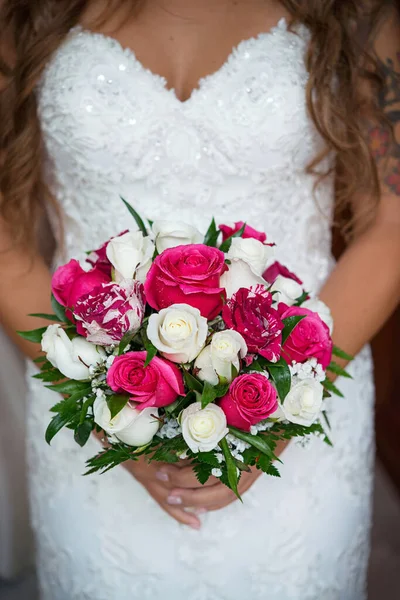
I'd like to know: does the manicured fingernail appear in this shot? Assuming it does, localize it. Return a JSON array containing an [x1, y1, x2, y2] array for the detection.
[[156, 471, 169, 482], [189, 521, 201, 530], [167, 495, 182, 505]]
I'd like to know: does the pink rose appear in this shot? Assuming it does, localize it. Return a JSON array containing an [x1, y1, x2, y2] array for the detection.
[[86, 230, 128, 277], [144, 244, 228, 320], [263, 261, 302, 285], [52, 259, 110, 308], [222, 285, 283, 362], [278, 304, 333, 368], [73, 282, 145, 345], [219, 373, 278, 431], [219, 221, 267, 243], [107, 351, 185, 409]]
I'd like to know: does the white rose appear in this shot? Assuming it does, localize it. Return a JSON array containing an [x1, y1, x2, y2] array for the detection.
[[302, 298, 334, 334], [282, 378, 323, 426], [270, 275, 303, 306], [226, 237, 274, 276], [147, 304, 208, 363], [106, 230, 155, 283], [41, 324, 105, 381], [152, 220, 203, 254], [194, 330, 247, 385], [220, 258, 267, 298], [93, 396, 160, 446], [181, 402, 228, 453]]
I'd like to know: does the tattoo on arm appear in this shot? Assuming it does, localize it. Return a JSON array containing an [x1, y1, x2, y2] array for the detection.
[[369, 52, 400, 195]]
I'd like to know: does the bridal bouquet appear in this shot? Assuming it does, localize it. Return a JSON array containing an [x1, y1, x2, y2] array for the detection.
[[20, 201, 351, 497]]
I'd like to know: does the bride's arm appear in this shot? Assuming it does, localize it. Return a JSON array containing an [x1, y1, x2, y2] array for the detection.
[[320, 13, 400, 360]]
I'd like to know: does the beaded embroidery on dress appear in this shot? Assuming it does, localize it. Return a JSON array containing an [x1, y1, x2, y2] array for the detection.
[[28, 18, 374, 600]]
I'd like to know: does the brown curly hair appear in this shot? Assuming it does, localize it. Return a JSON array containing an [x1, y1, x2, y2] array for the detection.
[[0, 0, 388, 248]]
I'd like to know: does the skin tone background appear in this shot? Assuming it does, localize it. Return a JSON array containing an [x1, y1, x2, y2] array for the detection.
[[1, 0, 400, 529]]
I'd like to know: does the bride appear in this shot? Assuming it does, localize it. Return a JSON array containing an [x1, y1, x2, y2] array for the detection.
[[1, 0, 400, 598]]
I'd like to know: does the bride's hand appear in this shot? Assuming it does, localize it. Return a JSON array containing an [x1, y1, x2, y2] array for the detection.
[[123, 456, 218, 529], [124, 438, 289, 528]]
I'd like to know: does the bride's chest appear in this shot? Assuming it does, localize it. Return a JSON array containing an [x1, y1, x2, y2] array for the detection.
[[37, 21, 323, 181]]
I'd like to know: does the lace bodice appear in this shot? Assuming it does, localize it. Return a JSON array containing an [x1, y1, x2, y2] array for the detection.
[[27, 18, 374, 600], [38, 19, 333, 290]]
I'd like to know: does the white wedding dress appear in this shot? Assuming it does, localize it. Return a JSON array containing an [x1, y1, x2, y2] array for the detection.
[[27, 18, 375, 600]]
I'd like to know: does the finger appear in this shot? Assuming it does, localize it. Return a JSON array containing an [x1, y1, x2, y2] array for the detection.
[[161, 504, 202, 530], [167, 481, 238, 509], [158, 465, 219, 489]]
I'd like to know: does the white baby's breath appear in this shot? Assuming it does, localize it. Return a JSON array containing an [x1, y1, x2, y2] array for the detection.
[[211, 468, 223, 478]]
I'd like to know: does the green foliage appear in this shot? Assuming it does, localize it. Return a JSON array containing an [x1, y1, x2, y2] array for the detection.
[[203, 218, 221, 247], [32, 368, 64, 383], [28, 313, 62, 322], [264, 358, 291, 402], [193, 461, 213, 485], [183, 369, 204, 394], [74, 419, 93, 447], [256, 454, 281, 477], [85, 445, 138, 475], [219, 222, 246, 253], [106, 394, 130, 419], [323, 379, 344, 398], [45, 413, 73, 444], [201, 379, 230, 409], [327, 361, 352, 379], [332, 345, 353, 362], [229, 427, 278, 461], [142, 332, 158, 367], [17, 327, 48, 344], [120, 196, 148, 236], [281, 315, 306, 344], [118, 330, 136, 355], [219, 437, 241, 499], [151, 435, 186, 463], [51, 294, 70, 323], [46, 380, 91, 395], [196, 451, 221, 468], [164, 393, 194, 416], [294, 291, 309, 306]]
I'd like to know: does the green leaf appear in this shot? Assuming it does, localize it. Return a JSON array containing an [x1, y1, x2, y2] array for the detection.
[[183, 370, 204, 394], [164, 393, 193, 416], [106, 394, 129, 420], [229, 427, 278, 460], [267, 359, 291, 402], [28, 313, 63, 322], [51, 294, 70, 323], [85, 445, 136, 475], [32, 369, 64, 383], [120, 196, 148, 236], [45, 413, 72, 444], [219, 222, 246, 253], [323, 379, 344, 398], [196, 451, 221, 468], [17, 327, 48, 344], [80, 396, 95, 424], [147, 219, 154, 227], [322, 410, 331, 430], [46, 380, 91, 394], [332, 345, 353, 362], [219, 438, 241, 499], [151, 435, 186, 463], [281, 315, 306, 344], [144, 341, 158, 367], [193, 462, 213, 485], [327, 361, 352, 379], [294, 291, 309, 306], [74, 419, 93, 447], [33, 355, 46, 363], [200, 380, 229, 409], [203, 218, 220, 247], [118, 330, 135, 355], [256, 454, 281, 477], [50, 388, 93, 414]]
